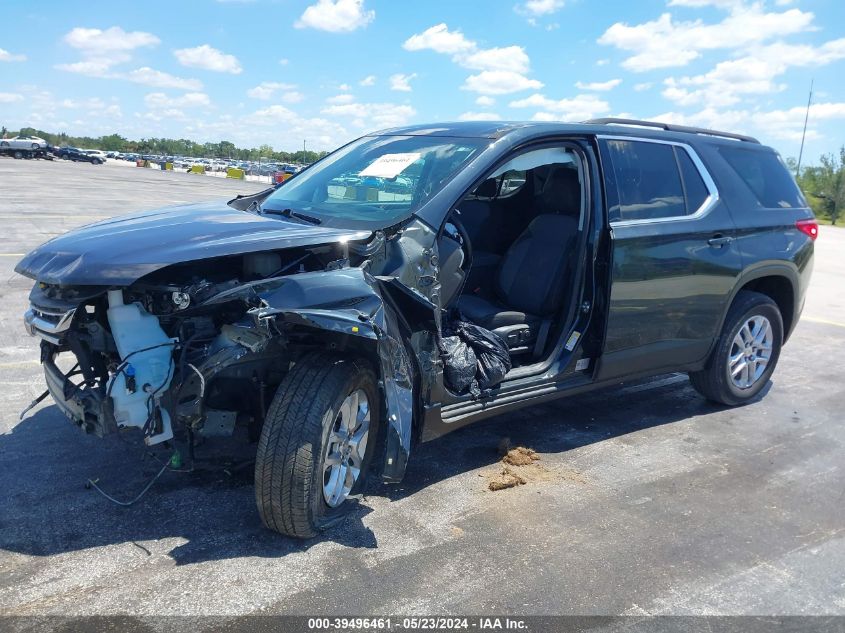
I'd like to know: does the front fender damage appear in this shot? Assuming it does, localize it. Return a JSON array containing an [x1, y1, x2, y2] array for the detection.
[[237, 267, 418, 482]]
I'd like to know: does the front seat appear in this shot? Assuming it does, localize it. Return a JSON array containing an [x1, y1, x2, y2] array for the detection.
[[457, 167, 581, 354]]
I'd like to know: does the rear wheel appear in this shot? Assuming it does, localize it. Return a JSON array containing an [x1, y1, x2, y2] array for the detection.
[[255, 353, 380, 538], [13, 150, 23, 159], [689, 290, 783, 405]]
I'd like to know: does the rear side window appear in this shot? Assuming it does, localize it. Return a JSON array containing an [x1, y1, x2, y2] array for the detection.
[[718, 147, 806, 209], [604, 140, 711, 222]]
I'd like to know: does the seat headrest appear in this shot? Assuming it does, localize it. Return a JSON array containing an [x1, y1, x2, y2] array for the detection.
[[538, 167, 580, 216], [473, 177, 498, 198]]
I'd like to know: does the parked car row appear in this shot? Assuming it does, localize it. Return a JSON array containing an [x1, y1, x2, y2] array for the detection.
[[1, 139, 307, 175], [111, 153, 304, 176]]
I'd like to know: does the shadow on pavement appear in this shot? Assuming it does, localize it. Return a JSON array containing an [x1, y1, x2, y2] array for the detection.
[[0, 373, 738, 565]]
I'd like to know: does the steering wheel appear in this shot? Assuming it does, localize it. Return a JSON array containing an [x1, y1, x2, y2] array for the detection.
[[444, 212, 473, 300]]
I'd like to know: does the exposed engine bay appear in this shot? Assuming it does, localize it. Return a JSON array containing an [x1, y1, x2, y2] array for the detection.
[[23, 232, 421, 462]]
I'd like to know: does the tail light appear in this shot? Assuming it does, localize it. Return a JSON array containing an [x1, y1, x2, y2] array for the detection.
[[796, 219, 819, 241]]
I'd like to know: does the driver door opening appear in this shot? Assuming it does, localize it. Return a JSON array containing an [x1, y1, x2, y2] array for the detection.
[[438, 144, 587, 373]]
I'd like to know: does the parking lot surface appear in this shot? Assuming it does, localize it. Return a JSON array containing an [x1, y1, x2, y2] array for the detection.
[[1, 158, 844, 617]]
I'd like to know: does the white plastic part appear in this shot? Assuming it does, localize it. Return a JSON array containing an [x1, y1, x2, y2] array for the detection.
[[106, 289, 176, 445]]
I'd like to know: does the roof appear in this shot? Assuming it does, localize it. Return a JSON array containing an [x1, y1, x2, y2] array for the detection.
[[371, 119, 763, 148]]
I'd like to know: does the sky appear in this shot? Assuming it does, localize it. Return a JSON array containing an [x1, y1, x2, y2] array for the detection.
[[1, 0, 844, 160]]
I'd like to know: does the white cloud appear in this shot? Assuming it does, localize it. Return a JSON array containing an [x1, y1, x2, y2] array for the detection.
[[247, 81, 297, 100], [651, 102, 845, 143], [598, 5, 815, 71], [321, 101, 416, 129], [0, 92, 24, 103], [279, 58, 290, 65], [753, 102, 845, 141], [462, 46, 530, 74], [458, 111, 502, 121], [476, 95, 496, 107], [403, 23, 475, 54], [405, 24, 541, 95], [509, 93, 610, 121], [634, 82, 653, 92], [125, 67, 203, 91], [662, 38, 845, 109], [54, 60, 115, 76], [327, 93, 355, 104], [390, 73, 417, 92], [144, 92, 211, 108], [463, 70, 543, 95], [295, 0, 374, 33], [281, 91, 305, 103], [174, 44, 242, 74], [575, 78, 621, 91], [249, 104, 297, 122], [667, 0, 743, 7], [359, 75, 376, 86], [515, 0, 565, 17], [64, 26, 159, 53], [339, 83, 351, 91], [57, 26, 159, 77], [0, 48, 26, 62]]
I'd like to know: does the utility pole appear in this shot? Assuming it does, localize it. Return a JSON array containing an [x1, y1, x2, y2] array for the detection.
[[303, 139, 306, 158], [796, 78, 814, 176]]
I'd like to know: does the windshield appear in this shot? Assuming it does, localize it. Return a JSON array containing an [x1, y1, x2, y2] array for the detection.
[[262, 135, 487, 228]]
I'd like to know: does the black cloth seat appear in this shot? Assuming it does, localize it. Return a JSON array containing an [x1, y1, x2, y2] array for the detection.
[[456, 167, 581, 350]]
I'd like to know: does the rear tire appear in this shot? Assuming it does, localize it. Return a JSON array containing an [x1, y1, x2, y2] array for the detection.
[[255, 353, 380, 538], [689, 290, 783, 405]]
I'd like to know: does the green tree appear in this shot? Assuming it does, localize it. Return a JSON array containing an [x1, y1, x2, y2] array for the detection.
[[799, 146, 845, 225]]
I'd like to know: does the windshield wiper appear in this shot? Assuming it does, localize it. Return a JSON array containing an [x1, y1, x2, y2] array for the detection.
[[263, 208, 322, 225]]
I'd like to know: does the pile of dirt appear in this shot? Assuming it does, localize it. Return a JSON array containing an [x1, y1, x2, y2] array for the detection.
[[502, 446, 540, 466], [485, 443, 548, 491], [487, 466, 527, 491]]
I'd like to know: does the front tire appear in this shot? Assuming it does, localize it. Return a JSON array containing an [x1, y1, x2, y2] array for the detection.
[[689, 290, 783, 405], [255, 353, 380, 538]]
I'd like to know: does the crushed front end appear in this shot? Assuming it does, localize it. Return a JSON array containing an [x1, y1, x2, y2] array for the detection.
[[20, 233, 432, 481]]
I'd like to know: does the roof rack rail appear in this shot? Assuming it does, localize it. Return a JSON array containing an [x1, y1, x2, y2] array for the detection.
[[584, 117, 760, 144]]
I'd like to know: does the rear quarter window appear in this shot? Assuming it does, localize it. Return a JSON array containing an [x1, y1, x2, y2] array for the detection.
[[718, 146, 807, 209], [603, 139, 712, 222]]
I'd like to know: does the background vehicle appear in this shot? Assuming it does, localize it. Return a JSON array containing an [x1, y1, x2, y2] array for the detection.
[[16, 119, 815, 538], [0, 135, 48, 150], [83, 149, 108, 161], [55, 146, 104, 164]]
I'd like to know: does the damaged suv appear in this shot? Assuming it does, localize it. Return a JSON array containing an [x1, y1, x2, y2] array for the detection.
[[17, 119, 816, 538]]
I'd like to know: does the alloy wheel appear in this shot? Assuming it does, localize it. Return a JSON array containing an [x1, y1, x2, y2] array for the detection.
[[322, 389, 370, 507], [728, 315, 773, 389]]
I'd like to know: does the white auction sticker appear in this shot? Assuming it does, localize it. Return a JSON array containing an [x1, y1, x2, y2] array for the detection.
[[359, 153, 421, 178]]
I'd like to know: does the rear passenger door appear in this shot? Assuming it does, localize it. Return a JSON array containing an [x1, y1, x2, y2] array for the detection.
[[596, 136, 743, 380]]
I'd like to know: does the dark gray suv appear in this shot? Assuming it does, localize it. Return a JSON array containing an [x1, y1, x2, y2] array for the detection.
[[17, 118, 816, 538]]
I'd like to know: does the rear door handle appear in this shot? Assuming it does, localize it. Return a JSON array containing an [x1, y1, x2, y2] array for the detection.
[[707, 235, 734, 247]]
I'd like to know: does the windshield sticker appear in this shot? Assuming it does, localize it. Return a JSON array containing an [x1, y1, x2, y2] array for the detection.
[[359, 153, 421, 179]]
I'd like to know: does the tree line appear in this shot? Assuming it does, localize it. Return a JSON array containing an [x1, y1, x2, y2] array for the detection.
[[790, 147, 844, 225], [0, 125, 329, 165]]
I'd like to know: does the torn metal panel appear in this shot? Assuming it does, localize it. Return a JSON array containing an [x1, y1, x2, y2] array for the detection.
[[240, 266, 421, 478]]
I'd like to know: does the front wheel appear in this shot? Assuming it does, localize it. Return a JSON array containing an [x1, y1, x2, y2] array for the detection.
[[255, 353, 380, 538], [689, 290, 783, 405]]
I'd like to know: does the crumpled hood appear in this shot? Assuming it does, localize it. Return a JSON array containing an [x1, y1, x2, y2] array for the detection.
[[15, 200, 371, 286]]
